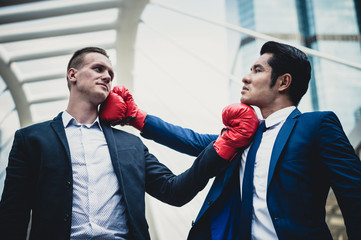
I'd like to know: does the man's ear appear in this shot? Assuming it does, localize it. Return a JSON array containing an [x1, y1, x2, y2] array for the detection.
[[67, 68, 77, 85], [278, 73, 292, 92]]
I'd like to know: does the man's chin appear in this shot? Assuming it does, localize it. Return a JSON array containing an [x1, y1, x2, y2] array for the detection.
[[94, 92, 109, 105], [240, 97, 249, 104]]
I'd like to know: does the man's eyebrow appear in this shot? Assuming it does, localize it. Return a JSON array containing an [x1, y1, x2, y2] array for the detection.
[[92, 63, 106, 68], [251, 63, 264, 70]]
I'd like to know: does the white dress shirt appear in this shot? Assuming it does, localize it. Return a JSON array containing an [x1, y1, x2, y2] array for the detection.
[[239, 106, 296, 239], [63, 111, 128, 240]]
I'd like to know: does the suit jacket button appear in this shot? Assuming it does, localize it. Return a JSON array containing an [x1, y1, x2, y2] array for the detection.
[[207, 200, 212, 205], [64, 214, 70, 221], [66, 181, 71, 188]]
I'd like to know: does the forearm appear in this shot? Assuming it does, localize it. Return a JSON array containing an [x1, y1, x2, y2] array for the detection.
[[145, 142, 227, 206], [141, 115, 218, 157]]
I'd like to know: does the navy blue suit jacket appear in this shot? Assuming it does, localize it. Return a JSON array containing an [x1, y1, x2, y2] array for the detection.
[[0, 112, 226, 240], [141, 109, 361, 240]]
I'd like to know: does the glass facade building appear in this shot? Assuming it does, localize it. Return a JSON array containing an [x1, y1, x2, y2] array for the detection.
[[227, 0, 361, 135]]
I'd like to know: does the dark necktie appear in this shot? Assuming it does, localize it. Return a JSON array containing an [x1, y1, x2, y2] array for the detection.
[[239, 121, 267, 239]]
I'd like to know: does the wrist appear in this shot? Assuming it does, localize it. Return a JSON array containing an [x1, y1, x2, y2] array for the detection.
[[213, 136, 238, 161], [132, 109, 147, 131]]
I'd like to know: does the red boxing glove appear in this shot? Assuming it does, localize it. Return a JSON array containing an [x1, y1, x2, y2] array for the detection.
[[112, 86, 147, 131], [213, 103, 259, 161], [99, 90, 127, 126]]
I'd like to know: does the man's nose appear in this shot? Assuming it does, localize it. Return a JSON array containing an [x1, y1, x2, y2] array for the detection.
[[242, 73, 251, 83], [102, 72, 111, 83]]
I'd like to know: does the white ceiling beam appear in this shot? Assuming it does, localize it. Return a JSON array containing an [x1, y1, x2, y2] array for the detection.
[[21, 71, 65, 84], [0, 0, 42, 8], [0, 0, 123, 24], [29, 95, 69, 105], [115, 0, 149, 93], [0, 21, 117, 43], [0, 46, 32, 127], [7, 42, 115, 63]]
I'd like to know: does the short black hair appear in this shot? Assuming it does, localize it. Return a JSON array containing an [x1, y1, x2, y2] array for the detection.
[[66, 47, 109, 89], [260, 41, 311, 106]]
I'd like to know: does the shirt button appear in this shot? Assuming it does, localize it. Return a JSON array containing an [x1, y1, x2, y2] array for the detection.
[[191, 220, 195, 226]]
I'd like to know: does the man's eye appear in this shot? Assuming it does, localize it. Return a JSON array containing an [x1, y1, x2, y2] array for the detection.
[[94, 67, 102, 72], [251, 67, 261, 73]]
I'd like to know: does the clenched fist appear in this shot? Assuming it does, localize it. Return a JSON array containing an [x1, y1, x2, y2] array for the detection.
[[99, 86, 147, 130], [99, 89, 127, 126], [213, 103, 259, 160]]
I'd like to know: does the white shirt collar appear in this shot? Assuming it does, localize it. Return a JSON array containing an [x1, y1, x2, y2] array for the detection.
[[264, 106, 296, 129], [62, 110, 102, 131]]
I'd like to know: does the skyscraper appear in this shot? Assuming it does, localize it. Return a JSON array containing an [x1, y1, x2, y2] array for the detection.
[[226, 0, 361, 135]]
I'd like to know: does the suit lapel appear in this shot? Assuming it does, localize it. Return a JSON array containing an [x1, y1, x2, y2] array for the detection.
[[101, 123, 118, 166], [101, 123, 126, 190], [50, 112, 71, 164], [196, 153, 241, 221], [50, 113, 126, 189], [267, 109, 301, 187]]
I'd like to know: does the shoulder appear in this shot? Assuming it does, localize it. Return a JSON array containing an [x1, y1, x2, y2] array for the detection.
[[17, 119, 53, 135], [15, 112, 64, 138], [300, 110, 336, 118], [291, 111, 342, 134], [298, 111, 344, 135], [298, 111, 339, 124]]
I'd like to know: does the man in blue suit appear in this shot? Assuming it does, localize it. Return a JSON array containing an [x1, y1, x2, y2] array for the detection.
[[102, 41, 361, 239], [0, 47, 251, 240]]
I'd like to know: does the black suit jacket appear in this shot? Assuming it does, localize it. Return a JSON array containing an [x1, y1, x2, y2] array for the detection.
[[0, 112, 226, 240]]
